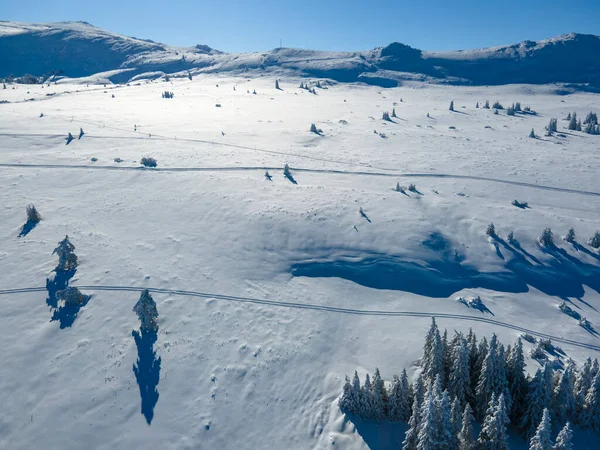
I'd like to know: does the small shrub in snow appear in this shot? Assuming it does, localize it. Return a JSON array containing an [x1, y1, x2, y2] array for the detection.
[[140, 157, 157, 167], [564, 227, 576, 243], [408, 183, 417, 192], [539, 228, 554, 247], [588, 231, 600, 249], [91, 157, 98, 162], [529, 128, 536, 138], [253, 89, 257, 95], [512, 199, 528, 208], [162, 91, 174, 99], [78, 128, 85, 140], [66, 133, 74, 145], [310, 123, 322, 134], [530, 341, 547, 360], [264, 171, 272, 181], [26, 204, 41, 223], [394, 182, 405, 193], [114, 157, 123, 163], [494, 109, 499, 115], [486, 223, 496, 237], [382, 111, 391, 121], [521, 333, 536, 343], [579, 317, 592, 331], [507, 231, 514, 243], [449, 100, 454, 111], [57, 286, 90, 306], [476, 102, 479, 108]]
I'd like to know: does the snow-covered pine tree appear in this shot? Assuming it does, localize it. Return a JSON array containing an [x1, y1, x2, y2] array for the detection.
[[568, 113, 577, 130], [340, 372, 362, 415], [566, 112, 571, 121], [553, 361, 576, 425], [388, 374, 404, 421], [581, 371, 600, 432], [275, 79, 280, 90], [506, 338, 527, 423], [458, 403, 475, 450], [576, 119, 582, 131], [575, 358, 594, 422], [416, 394, 439, 450], [529, 128, 536, 138], [539, 228, 554, 247], [552, 422, 573, 450], [413, 373, 426, 412], [392, 107, 397, 118], [403, 398, 421, 450], [483, 100, 490, 109], [78, 127, 84, 140], [529, 408, 553, 450], [371, 368, 388, 420], [339, 376, 354, 413], [564, 227, 576, 243], [449, 101, 454, 111], [133, 289, 159, 333], [361, 373, 374, 419], [476, 102, 479, 108], [449, 397, 462, 449], [486, 223, 496, 237], [476, 334, 501, 417], [520, 369, 547, 438], [541, 362, 554, 412], [382, 111, 391, 121], [66, 132, 74, 145], [448, 333, 472, 407], [477, 394, 510, 450], [53, 235, 78, 271], [437, 391, 454, 450], [588, 231, 600, 249]]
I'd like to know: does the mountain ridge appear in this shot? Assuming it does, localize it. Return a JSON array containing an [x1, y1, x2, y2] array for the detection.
[[1, 21, 599, 88]]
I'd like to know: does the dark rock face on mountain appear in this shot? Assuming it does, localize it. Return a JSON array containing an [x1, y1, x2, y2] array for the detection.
[[1, 21, 599, 89]]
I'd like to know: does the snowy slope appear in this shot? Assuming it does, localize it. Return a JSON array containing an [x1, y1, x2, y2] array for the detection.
[[2, 21, 600, 88], [1, 75, 600, 449]]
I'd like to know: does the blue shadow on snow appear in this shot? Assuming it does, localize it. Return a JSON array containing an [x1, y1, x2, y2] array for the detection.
[[132, 328, 161, 425]]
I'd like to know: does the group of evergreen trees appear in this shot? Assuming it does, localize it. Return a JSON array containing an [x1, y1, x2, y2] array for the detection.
[[339, 319, 600, 448], [485, 223, 600, 251], [566, 112, 599, 134]]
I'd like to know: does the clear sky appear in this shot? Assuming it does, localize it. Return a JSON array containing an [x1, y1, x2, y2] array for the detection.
[[4, 0, 600, 52]]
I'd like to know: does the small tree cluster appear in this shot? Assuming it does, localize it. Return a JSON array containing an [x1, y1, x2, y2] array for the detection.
[[340, 320, 599, 447], [546, 118, 558, 135], [483, 100, 490, 109], [492, 101, 503, 110], [382, 111, 392, 121], [140, 157, 157, 167], [539, 228, 554, 247], [57, 286, 90, 306], [507, 105, 516, 116], [162, 91, 174, 99], [589, 231, 600, 249]]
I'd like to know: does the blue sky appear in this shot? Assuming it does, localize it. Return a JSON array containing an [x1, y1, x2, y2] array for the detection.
[[4, 0, 600, 52]]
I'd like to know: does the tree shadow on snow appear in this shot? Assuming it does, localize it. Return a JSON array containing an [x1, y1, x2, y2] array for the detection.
[[51, 293, 91, 329], [132, 328, 161, 425], [45, 269, 76, 309], [347, 415, 408, 450], [18, 220, 38, 238], [291, 232, 600, 302]]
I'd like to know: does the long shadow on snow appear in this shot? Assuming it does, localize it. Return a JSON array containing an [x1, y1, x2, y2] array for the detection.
[[51, 293, 91, 329], [349, 416, 408, 450], [132, 328, 161, 425], [18, 220, 38, 238], [291, 234, 600, 300]]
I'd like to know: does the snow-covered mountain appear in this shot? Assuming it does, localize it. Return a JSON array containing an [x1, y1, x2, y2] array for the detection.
[[2, 21, 600, 88]]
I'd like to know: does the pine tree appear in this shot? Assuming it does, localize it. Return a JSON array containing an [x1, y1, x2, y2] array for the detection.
[[449, 101, 454, 111], [564, 227, 576, 243], [520, 369, 547, 438], [529, 408, 553, 450], [486, 223, 496, 237], [416, 394, 439, 450], [553, 361, 576, 425], [575, 358, 593, 422], [588, 231, 600, 249], [476, 334, 502, 417], [361, 373, 374, 419], [398, 369, 412, 421], [413, 373, 426, 412], [78, 128, 84, 140], [478, 394, 510, 450], [133, 289, 159, 333], [552, 422, 573, 450], [529, 128, 536, 138], [542, 362, 554, 413], [483, 100, 490, 109], [568, 113, 577, 130], [339, 372, 361, 415], [403, 399, 421, 450], [576, 119, 582, 132], [371, 368, 388, 420], [450, 397, 462, 449], [539, 228, 554, 247], [53, 235, 78, 271], [506, 338, 527, 423], [581, 371, 600, 432], [476, 102, 479, 108], [458, 403, 475, 450], [66, 132, 74, 145], [392, 107, 397, 118], [422, 318, 444, 385], [437, 390, 454, 450], [26, 204, 41, 223], [448, 333, 472, 407], [275, 79, 280, 90], [388, 374, 404, 421], [566, 112, 571, 121]]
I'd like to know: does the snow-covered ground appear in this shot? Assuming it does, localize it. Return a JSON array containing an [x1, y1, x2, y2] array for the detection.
[[1, 75, 599, 449]]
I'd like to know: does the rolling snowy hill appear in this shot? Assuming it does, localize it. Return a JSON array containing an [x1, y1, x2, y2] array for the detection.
[[2, 21, 600, 89], [1, 70, 600, 449]]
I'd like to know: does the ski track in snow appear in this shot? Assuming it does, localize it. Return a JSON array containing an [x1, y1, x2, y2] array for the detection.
[[1, 162, 599, 197], [2, 285, 599, 352]]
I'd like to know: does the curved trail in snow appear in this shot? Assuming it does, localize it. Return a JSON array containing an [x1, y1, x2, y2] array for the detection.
[[0, 162, 599, 197], [1, 285, 599, 352]]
